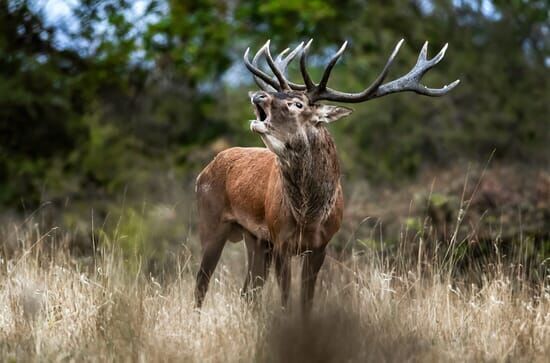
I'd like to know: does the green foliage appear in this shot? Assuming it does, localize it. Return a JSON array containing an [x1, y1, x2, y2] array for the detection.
[[96, 202, 189, 274], [144, 0, 232, 83]]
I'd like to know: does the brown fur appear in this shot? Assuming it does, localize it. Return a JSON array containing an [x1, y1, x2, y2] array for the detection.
[[194, 91, 348, 311]]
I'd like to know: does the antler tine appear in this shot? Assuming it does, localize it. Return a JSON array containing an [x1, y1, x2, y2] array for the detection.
[[251, 43, 277, 91], [299, 39, 315, 90], [348, 38, 405, 100], [276, 42, 308, 91], [275, 48, 291, 63], [264, 40, 290, 90], [428, 42, 448, 66], [275, 41, 304, 77], [316, 41, 348, 92], [414, 79, 461, 96], [275, 42, 308, 91], [418, 41, 429, 61], [279, 42, 309, 91], [244, 45, 281, 91]]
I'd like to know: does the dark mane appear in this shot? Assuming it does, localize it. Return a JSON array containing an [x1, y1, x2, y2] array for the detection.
[[277, 126, 340, 226]]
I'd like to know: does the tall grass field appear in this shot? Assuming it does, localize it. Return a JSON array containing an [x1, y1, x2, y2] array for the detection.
[[0, 215, 548, 362]]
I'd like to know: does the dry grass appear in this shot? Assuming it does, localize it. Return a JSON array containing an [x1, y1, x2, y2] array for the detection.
[[0, 223, 548, 363]]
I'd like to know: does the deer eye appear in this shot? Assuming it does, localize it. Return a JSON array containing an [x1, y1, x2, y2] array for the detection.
[[295, 102, 303, 109]]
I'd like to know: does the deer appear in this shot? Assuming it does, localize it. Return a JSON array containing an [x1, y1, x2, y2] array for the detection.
[[194, 38, 459, 311]]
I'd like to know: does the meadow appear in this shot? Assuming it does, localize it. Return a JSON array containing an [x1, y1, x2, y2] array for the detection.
[[0, 216, 548, 362], [1, 1, 549, 361]]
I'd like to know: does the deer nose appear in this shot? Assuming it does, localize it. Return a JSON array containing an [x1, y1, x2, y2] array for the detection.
[[253, 93, 268, 105]]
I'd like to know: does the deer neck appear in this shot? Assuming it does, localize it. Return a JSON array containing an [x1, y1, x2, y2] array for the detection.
[[276, 126, 340, 225]]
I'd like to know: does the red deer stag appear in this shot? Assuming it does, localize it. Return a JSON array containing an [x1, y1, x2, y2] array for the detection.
[[195, 38, 459, 310]]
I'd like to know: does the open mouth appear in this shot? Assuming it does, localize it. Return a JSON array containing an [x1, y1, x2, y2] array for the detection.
[[255, 104, 268, 121], [249, 93, 270, 134]]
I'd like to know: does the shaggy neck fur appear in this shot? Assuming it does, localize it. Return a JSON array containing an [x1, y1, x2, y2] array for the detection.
[[276, 126, 340, 226]]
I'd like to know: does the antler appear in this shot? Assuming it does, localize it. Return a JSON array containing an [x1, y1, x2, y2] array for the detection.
[[244, 39, 459, 102], [308, 39, 460, 103]]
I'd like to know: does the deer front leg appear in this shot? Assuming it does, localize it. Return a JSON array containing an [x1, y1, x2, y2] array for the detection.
[[195, 232, 228, 309], [301, 247, 326, 313], [275, 252, 291, 308], [242, 233, 272, 302]]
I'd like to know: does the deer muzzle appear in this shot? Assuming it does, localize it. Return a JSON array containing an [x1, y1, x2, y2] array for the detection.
[[250, 92, 270, 134]]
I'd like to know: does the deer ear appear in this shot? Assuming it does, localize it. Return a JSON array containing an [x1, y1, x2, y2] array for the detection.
[[314, 105, 353, 124]]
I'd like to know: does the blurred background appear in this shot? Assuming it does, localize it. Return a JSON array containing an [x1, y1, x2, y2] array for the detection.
[[0, 0, 548, 273]]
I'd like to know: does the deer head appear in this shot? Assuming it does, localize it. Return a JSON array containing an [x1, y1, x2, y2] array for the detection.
[[244, 39, 460, 155], [248, 89, 351, 155]]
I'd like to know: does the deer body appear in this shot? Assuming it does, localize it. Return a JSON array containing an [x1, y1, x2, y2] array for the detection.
[[197, 144, 342, 251], [194, 38, 459, 311], [196, 124, 343, 309]]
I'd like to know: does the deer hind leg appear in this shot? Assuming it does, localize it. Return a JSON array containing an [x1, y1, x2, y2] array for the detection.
[[242, 232, 272, 301], [194, 224, 230, 309], [301, 247, 326, 313], [275, 251, 291, 308]]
